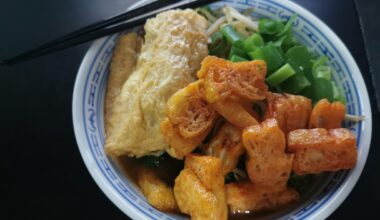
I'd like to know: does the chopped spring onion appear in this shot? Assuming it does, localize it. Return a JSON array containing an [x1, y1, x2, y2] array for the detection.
[[259, 18, 284, 35], [220, 24, 245, 44], [282, 73, 311, 94], [273, 35, 287, 48], [243, 33, 264, 52], [209, 31, 230, 58], [232, 39, 245, 50], [229, 46, 248, 60], [312, 56, 328, 72], [285, 45, 312, 73], [210, 30, 223, 42], [249, 43, 284, 72], [313, 65, 332, 80], [336, 86, 347, 104], [266, 63, 296, 87], [331, 81, 347, 104], [277, 14, 297, 37], [202, 6, 349, 108], [311, 78, 334, 102], [282, 35, 300, 53], [230, 54, 248, 62]]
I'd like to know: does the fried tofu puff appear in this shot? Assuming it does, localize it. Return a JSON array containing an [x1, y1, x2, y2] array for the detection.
[[196, 56, 267, 128], [174, 154, 228, 220], [287, 128, 357, 175], [197, 56, 268, 129], [242, 119, 294, 187], [309, 99, 345, 129], [211, 99, 259, 129], [202, 122, 245, 174], [105, 33, 142, 136], [161, 80, 218, 159], [225, 182, 299, 214], [264, 92, 312, 133], [137, 167, 178, 212], [197, 56, 268, 103]]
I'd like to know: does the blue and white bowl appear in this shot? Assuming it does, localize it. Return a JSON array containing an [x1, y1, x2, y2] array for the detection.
[[72, 0, 372, 219]]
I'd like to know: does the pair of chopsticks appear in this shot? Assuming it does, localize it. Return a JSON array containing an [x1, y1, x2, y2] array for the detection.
[[1, 0, 218, 66]]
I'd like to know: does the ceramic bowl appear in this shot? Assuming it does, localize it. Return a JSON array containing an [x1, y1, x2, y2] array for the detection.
[[73, 0, 372, 219]]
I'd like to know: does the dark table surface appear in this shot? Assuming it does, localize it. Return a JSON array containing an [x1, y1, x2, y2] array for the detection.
[[1, 0, 379, 219]]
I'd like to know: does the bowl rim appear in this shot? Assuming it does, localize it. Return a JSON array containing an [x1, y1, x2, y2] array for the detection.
[[72, 0, 372, 219]]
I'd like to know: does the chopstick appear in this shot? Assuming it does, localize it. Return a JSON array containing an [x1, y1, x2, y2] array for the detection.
[[1, 0, 218, 66]]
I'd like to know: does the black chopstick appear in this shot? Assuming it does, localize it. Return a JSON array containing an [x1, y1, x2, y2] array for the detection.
[[1, 0, 178, 65], [1, 0, 218, 66]]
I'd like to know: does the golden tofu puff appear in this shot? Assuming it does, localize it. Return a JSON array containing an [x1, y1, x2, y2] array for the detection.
[[225, 182, 299, 214], [174, 154, 228, 220], [161, 80, 218, 159], [309, 98, 346, 129], [240, 100, 262, 122], [287, 128, 357, 175], [105, 33, 142, 136], [264, 92, 312, 133], [194, 56, 267, 129], [242, 119, 294, 187], [211, 99, 259, 129], [137, 166, 178, 212], [105, 9, 209, 157], [197, 56, 268, 103], [202, 122, 245, 175]]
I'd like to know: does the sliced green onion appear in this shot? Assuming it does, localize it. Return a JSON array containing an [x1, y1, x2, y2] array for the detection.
[[243, 33, 264, 52], [337, 87, 347, 104], [299, 85, 313, 100], [220, 24, 245, 45], [277, 14, 297, 37], [229, 46, 248, 60], [312, 56, 328, 73], [312, 78, 334, 102], [285, 45, 312, 73], [259, 19, 284, 35], [230, 55, 248, 62], [249, 43, 284, 72], [211, 30, 223, 42], [209, 31, 230, 58], [282, 73, 311, 94], [232, 39, 245, 50], [331, 81, 347, 104], [313, 65, 332, 80], [282, 35, 299, 53], [332, 81, 339, 98], [273, 35, 286, 48], [266, 63, 296, 87]]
